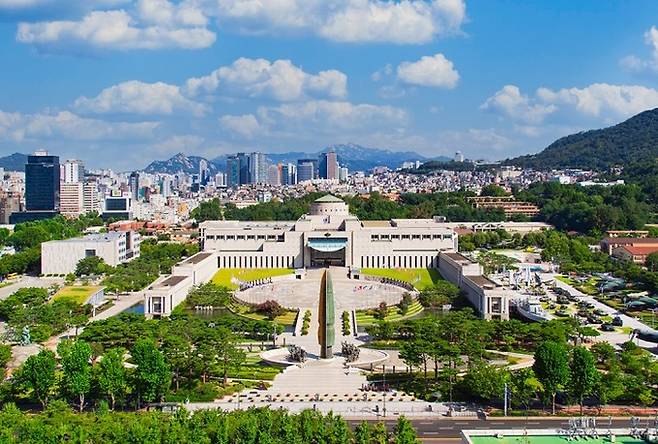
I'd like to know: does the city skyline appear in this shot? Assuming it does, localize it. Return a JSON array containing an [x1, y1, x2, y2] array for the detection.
[[2, 1, 658, 170]]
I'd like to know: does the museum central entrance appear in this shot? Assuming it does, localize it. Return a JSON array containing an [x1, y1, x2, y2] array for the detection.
[[308, 238, 347, 267]]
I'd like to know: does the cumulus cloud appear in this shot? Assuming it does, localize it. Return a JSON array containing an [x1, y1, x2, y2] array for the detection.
[[184, 58, 348, 101], [151, 134, 204, 155], [257, 100, 406, 131], [0, 109, 158, 142], [537, 83, 658, 118], [215, 0, 466, 44], [396, 53, 459, 88], [437, 127, 513, 152], [620, 26, 658, 73], [219, 114, 262, 139], [74, 80, 208, 116], [16, 2, 215, 51], [481, 85, 557, 124]]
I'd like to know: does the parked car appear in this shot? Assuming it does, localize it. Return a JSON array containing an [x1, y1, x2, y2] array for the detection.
[[600, 324, 615, 332], [612, 316, 623, 327]]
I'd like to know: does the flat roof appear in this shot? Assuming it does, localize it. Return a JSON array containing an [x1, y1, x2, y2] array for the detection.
[[444, 252, 473, 263], [154, 275, 188, 288], [52, 231, 124, 244], [182, 252, 213, 264], [361, 220, 393, 228], [466, 274, 497, 288]]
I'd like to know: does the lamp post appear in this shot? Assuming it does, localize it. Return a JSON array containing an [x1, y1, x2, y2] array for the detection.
[[382, 364, 386, 418]]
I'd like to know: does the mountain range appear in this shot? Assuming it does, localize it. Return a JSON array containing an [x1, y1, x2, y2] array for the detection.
[[142, 143, 443, 175], [0, 153, 28, 172], [508, 108, 658, 170]]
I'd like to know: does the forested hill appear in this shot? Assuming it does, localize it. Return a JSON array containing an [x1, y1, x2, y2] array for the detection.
[[507, 108, 658, 170]]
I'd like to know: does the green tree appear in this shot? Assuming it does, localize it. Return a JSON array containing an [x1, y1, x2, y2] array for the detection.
[[569, 347, 599, 415], [370, 422, 390, 444], [462, 361, 509, 403], [533, 341, 570, 414], [58, 340, 93, 412], [647, 252, 658, 272], [75, 256, 107, 277], [131, 339, 170, 406], [96, 348, 128, 410], [353, 421, 371, 444], [17, 349, 56, 408], [509, 368, 541, 410], [0, 345, 10, 379], [393, 416, 420, 444]]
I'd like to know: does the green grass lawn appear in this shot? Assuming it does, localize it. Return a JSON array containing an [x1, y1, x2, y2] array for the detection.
[[227, 353, 282, 381], [470, 436, 643, 444], [53, 286, 102, 305], [356, 301, 424, 326], [230, 305, 298, 326], [212, 268, 294, 290], [360, 268, 442, 290]]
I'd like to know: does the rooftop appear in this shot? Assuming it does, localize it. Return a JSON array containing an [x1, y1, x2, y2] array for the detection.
[[182, 252, 213, 265], [52, 231, 125, 244], [314, 194, 344, 203]]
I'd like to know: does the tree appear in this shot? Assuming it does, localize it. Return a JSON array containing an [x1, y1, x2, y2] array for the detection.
[[418, 281, 460, 308], [96, 348, 127, 410], [375, 302, 388, 320], [509, 368, 541, 411], [569, 347, 599, 415], [17, 349, 56, 408], [647, 252, 658, 272], [533, 341, 570, 414], [58, 340, 93, 412], [370, 422, 390, 444], [75, 256, 107, 277], [393, 416, 420, 444], [353, 421, 371, 444], [0, 345, 11, 379], [462, 361, 509, 403], [131, 339, 170, 406]]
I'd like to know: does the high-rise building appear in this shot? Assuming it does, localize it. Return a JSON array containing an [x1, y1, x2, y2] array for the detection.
[[338, 166, 349, 182], [268, 164, 281, 186], [26, 151, 60, 212], [454, 151, 465, 163], [63, 159, 85, 183], [297, 161, 316, 182], [83, 182, 99, 214], [129, 171, 140, 202], [0, 192, 22, 224], [249, 152, 268, 184], [161, 177, 172, 197], [237, 152, 250, 185], [281, 163, 297, 185], [199, 159, 209, 185], [102, 195, 132, 220], [60, 182, 84, 217], [226, 155, 241, 187], [319, 150, 339, 180], [297, 158, 318, 181]]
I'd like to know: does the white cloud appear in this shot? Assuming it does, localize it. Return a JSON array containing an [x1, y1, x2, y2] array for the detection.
[[16, 5, 216, 51], [151, 134, 204, 155], [621, 26, 658, 73], [137, 0, 208, 27], [219, 114, 262, 139], [257, 100, 407, 131], [0, 0, 128, 10], [214, 0, 466, 44], [396, 53, 459, 88], [437, 128, 513, 153], [537, 83, 658, 118], [481, 85, 557, 124], [0, 109, 158, 142], [184, 58, 347, 101], [74, 80, 208, 116]]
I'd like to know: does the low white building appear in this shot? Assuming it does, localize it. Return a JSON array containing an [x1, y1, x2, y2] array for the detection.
[[438, 252, 511, 320], [41, 231, 141, 275]]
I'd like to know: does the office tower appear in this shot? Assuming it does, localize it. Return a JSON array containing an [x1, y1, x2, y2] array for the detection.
[[268, 164, 281, 186], [63, 159, 85, 183], [338, 166, 349, 182], [237, 152, 250, 185], [249, 152, 268, 184], [454, 151, 465, 163], [83, 182, 99, 214], [129, 171, 140, 202], [0, 192, 21, 224], [199, 159, 209, 185], [281, 163, 297, 185], [226, 155, 241, 187], [297, 161, 315, 182], [26, 150, 60, 212], [297, 158, 318, 181], [60, 182, 84, 217], [319, 150, 339, 179], [161, 177, 172, 197], [103, 195, 132, 220]]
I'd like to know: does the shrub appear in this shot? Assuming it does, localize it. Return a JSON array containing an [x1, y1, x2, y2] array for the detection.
[[256, 300, 285, 320]]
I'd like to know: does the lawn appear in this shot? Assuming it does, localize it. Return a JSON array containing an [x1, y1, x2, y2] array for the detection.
[[226, 353, 283, 381], [360, 268, 442, 290], [356, 301, 424, 326], [212, 268, 294, 290], [53, 286, 102, 305], [230, 304, 298, 326]]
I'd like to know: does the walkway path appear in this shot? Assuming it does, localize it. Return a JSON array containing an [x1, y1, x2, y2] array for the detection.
[[550, 274, 658, 352], [0, 276, 62, 301]]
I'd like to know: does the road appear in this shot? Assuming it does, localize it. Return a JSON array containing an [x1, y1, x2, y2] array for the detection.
[[345, 416, 657, 442], [0, 275, 62, 301]]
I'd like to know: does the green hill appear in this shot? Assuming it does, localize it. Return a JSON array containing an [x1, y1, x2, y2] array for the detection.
[[508, 108, 658, 170]]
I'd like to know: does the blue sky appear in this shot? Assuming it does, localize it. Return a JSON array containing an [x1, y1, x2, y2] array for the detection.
[[2, 0, 658, 170]]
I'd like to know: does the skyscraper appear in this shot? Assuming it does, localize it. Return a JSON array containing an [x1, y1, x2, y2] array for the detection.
[[129, 171, 140, 202], [281, 163, 297, 185], [319, 150, 339, 180], [249, 152, 268, 184], [226, 155, 241, 187], [26, 150, 60, 212], [297, 158, 318, 181], [63, 159, 85, 183]]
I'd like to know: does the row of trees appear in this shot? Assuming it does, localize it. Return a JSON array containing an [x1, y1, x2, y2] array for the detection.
[[0, 404, 420, 444]]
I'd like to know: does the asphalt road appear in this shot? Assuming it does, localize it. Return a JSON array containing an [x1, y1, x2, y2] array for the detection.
[[345, 416, 657, 442]]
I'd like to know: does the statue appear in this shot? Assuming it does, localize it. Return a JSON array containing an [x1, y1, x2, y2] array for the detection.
[[20, 325, 31, 346]]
